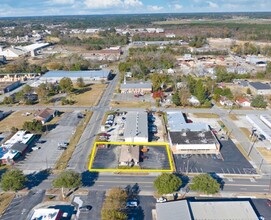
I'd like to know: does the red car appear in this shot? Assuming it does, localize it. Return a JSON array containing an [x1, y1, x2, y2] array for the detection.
[[267, 199, 271, 207]]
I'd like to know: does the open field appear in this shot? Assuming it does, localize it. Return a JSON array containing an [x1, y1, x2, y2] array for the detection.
[[71, 84, 107, 107], [54, 111, 93, 171], [257, 147, 271, 163], [0, 110, 34, 132], [110, 101, 152, 108], [192, 113, 219, 118], [0, 193, 15, 216]]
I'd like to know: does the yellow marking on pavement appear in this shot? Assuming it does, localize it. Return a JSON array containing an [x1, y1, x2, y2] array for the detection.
[[225, 183, 269, 187], [89, 141, 174, 173]]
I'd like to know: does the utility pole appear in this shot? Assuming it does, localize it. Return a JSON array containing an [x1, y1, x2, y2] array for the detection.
[[248, 136, 257, 157], [186, 159, 189, 174]]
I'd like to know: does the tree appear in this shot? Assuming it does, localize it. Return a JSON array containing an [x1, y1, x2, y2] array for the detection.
[[35, 83, 49, 102], [23, 120, 43, 133], [76, 77, 85, 88], [251, 95, 267, 108], [59, 77, 73, 93], [1, 169, 27, 192], [52, 170, 82, 188], [172, 92, 181, 106], [2, 96, 14, 104], [23, 84, 33, 94], [101, 187, 128, 220], [190, 174, 220, 194], [246, 88, 251, 95], [154, 173, 182, 194]]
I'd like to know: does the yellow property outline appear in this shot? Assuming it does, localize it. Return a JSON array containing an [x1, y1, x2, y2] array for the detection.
[[88, 141, 174, 172]]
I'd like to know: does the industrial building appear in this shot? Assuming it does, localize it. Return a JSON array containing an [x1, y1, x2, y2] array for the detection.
[[154, 199, 259, 220], [0, 81, 21, 94], [39, 69, 112, 83], [167, 111, 220, 154], [246, 114, 271, 142], [249, 82, 271, 95], [123, 111, 148, 143]]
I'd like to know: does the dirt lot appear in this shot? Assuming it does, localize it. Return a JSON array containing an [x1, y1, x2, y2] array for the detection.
[[257, 147, 271, 163], [0, 110, 34, 132]]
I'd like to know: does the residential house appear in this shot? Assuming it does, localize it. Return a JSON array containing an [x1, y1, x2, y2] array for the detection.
[[236, 97, 251, 107], [34, 108, 57, 124], [188, 95, 200, 106], [119, 145, 140, 166], [219, 96, 234, 107]]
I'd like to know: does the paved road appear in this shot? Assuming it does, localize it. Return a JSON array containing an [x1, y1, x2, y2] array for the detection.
[[0, 190, 45, 220], [68, 72, 120, 172]]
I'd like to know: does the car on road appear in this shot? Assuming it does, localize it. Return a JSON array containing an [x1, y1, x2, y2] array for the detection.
[[126, 200, 138, 208], [267, 199, 271, 207], [156, 197, 167, 203], [79, 205, 92, 211], [58, 146, 67, 150]]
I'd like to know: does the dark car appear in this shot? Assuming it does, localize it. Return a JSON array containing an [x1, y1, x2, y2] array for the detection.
[[259, 134, 266, 140], [79, 205, 92, 211], [267, 199, 271, 207], [36, 140, 46, 144]]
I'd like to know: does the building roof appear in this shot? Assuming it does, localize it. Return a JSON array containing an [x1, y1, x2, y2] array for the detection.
[[0, 81, 20, 91], [34, 108, 55, 120], [167, 111, 208, 132], [41, 69, 111, 80], [156, 200, 192, 220], [119, 145, 140, 163], [6, 47, 27, 56], [123, 111, 148, 141], [236, 97, 250, 103], [190, 201, 258, 220], [249, 82, 271, 90], [23, 43, 50, 52], [170, 130, 217, 145], [30, 208, 62, 220], [120, 82, 152, 90], [10, 142, 27, 153]]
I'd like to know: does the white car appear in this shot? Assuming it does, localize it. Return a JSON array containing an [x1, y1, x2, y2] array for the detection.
[[32, 146, 41, 151], [156, 197, 167, 203]]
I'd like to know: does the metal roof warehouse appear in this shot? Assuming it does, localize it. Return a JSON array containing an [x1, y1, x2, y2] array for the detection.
[[40, 69, 112, 82]]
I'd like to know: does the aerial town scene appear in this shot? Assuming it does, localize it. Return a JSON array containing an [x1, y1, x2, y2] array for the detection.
[[0, 1, 271, 220]]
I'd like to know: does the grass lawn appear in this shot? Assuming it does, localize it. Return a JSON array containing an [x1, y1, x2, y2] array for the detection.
[[257, 147, 271, 163], [72, 84, 106, 106], [110, 101, 152, 108], [192, 113, 219, 118], [0, 193, 15, 216], [0, 110, 34, 132], [54, 111, 93, 171], [240, 127, 252, 139]]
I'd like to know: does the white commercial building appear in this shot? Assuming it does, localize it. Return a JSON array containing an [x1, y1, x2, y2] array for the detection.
[[167, 111, 220, 154], [123, 111, 148, 143]]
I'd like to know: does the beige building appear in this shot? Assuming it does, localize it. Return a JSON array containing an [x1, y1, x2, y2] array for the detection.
[[119, 145, 140, 166]]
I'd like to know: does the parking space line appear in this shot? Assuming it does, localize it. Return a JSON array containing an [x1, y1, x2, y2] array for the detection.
[[231, 168, 236, 174], [237, 168, 242, 174], [200, 168, 203, 173], [226, 168, 230, 173], [221, 168, 225, 173]]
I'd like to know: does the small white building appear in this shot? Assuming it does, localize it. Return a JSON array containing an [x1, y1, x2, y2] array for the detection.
[[188, 95, 200, 106]]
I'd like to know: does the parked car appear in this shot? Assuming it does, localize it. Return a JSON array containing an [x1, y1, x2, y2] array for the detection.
[[58, 142, 69, 147], [58, 146, 67, 150], [32, 146, 41, 151], [156, 197, 167, 203], [79, 205, 92, 211], [36, 140, 46, 144], [259, 134, 266, 140], [267, 199, 271, 207], [126, 200, 138, 208]]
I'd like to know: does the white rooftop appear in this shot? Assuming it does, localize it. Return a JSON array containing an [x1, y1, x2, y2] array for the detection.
[[3, 130, 34, 148], [30, 208, 61, 220]]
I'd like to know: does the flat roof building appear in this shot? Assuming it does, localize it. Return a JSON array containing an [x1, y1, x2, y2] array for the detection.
[[154, 199, 259, 220], [249, 82, 271, 95], [30, 208, 63, 220], [124, 111, 148, 143], [40, 69, 112, 83], [120, 82, 152, 94], [167, 111, 220, 154], [119, 145, 140, 166]]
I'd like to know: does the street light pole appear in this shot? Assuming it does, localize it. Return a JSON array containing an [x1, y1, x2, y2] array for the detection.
[[248, 136, 257, 157]]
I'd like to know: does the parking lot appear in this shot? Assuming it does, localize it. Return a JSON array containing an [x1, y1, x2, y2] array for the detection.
[[113, 93, 153, 103], [174, 139, 256, 175], [91, 144, 171, 170], [16, 111, 82, 173], [76, 191, 105, 220]]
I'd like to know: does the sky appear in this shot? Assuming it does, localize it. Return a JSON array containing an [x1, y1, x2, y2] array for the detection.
[[0, 0, 271, 17]]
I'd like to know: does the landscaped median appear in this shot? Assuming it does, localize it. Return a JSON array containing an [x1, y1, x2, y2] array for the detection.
[[54, 111, 93, 171], [88, 142, 174, 173]]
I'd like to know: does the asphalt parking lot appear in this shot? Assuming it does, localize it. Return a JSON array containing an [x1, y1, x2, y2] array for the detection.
[[113, 93, 153, 102], [174, 139, 256, 175], [127, 196, 156, 220], [16, 111, 82, 173], [92, 144, 171, 170], [1, 190, 45, 220], [77, 191, 105, 220]]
